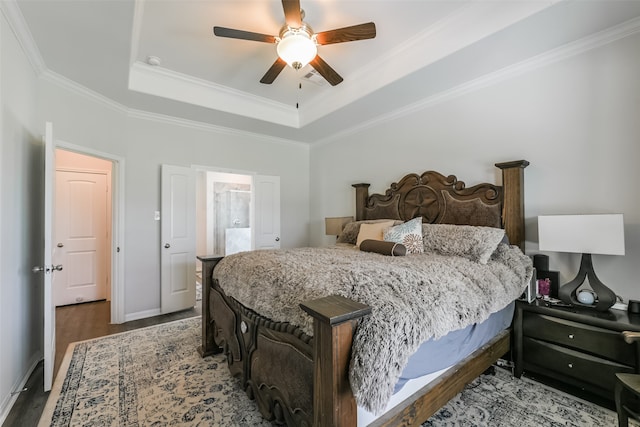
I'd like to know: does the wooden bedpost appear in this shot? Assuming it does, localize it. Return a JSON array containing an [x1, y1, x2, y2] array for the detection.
[[495, 160, 529, 251], [196, 255, 224, 357], [352, 183, 370, 221], [300, 295, 371, 427]]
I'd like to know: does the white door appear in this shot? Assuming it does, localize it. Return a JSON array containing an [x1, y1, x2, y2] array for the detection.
[[54, 171, 108, 306], [254, 175, 281, 249], [161, 165, 196, 313], [41, 122, 56, 391]]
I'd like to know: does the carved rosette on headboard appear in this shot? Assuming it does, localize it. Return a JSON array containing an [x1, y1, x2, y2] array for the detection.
[[353, 160, 529, 249]]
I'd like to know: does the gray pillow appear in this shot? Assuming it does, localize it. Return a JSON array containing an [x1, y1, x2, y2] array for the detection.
[[337, 219, 403, 245], [421, 223, 506, 264]]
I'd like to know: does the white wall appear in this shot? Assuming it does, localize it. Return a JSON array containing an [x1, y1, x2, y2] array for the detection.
[[310, 31, 640, 303], [37, 80, 311, 319], [0, 8, 43, 423]]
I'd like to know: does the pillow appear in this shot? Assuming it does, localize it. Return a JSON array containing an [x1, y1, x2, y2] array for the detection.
[[356, 220, 395, 247], [360, 239, 407, 256], [421, 223, 506, 264], [337, 219, 403, 245], [383, 217, 424, 254]]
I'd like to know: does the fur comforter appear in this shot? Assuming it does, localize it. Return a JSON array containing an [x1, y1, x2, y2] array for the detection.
[[213, 244, 532, 414]]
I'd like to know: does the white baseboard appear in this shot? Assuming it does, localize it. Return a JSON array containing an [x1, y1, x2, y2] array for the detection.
[[0, 353, 42, 425], [124, 308, 161, 322]]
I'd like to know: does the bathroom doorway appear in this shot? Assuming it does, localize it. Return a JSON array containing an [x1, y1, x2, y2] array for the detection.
[[195, 170, 252, 282]]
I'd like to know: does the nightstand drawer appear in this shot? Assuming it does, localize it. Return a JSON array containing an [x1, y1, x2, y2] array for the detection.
[[523, 313, 634, 365], [523, 337, 634, 392]]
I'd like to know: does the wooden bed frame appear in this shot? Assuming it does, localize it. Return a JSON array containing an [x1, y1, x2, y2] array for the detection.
[[198, 160, 529, 426]]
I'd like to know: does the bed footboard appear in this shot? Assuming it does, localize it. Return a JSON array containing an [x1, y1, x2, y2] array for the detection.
[[301, 296, 372, 426], [197, 256, 371, 426], [197, 255, 224, 357]]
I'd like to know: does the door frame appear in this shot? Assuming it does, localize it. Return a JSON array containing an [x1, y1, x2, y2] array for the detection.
[[55, 141, 126, 324]]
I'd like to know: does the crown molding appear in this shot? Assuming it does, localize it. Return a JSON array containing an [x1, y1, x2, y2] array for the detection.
[[1, 0, 46, 75], [128, 62, 299, 128], [127, 108, 308, 149], [40, 69, 306, 147], [41, 69, 127, 114], [313, 15, 640, 147]]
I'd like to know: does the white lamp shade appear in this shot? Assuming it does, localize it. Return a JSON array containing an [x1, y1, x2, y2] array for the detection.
[[538, 214, 625, 255], [277, 32, 317, 69]]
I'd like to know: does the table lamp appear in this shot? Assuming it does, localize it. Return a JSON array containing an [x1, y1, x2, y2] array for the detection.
[[538, 214, 625, 311], [325, 216, 353, 238]]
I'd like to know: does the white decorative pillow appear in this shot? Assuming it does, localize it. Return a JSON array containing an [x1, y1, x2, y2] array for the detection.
[[383, 217, 424, 254], [421, 223, 506, 264], [356, 220, 395, 248]]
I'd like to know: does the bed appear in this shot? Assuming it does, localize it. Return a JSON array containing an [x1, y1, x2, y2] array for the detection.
[[198, 160, 530, 426]]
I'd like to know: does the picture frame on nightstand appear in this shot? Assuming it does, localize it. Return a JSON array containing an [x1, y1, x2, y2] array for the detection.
[[520, 268, 538, 303]]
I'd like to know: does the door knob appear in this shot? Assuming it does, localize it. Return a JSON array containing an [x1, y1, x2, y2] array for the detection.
[[164, 243, 170, 248], [32, 266, 51, 273], [275, 237, 280, 242], [57, 243, 64, 248], [53, 264, 63, 271]]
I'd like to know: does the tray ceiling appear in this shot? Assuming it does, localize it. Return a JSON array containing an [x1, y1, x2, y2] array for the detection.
[[12, 0, 640, 143]]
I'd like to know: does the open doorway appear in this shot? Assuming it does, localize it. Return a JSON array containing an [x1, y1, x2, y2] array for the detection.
[[54, 149, 113, 307], [195, 170, 253, 291], [51, 148, 116, 377]]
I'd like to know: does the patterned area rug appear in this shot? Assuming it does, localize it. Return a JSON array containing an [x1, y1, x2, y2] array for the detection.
[[424, 367, 622, 426], [39, 317, 270, 427], [39, 317, 622, 426]]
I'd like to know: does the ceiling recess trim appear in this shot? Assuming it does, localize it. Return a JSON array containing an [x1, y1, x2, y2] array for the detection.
[[296, 1, 558, 128], [313, 14, 640, 147], [128, 62, 299, 128]]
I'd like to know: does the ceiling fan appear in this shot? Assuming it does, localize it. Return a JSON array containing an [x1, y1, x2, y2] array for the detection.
[[213, 0, 376, 86]]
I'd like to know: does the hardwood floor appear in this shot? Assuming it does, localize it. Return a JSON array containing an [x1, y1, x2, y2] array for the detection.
[[2, 300, 201, 427]]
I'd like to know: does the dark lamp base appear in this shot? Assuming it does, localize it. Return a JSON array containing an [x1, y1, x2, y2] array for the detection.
[[558, 253, 616, 312]]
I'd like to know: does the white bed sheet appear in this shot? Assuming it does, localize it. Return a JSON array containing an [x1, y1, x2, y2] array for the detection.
[[357, 365, 452, 426]]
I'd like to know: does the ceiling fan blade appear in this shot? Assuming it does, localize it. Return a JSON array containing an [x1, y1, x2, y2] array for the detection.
[[309, 56, 343, 86], [282, 0, 302, 28], [260, 58, 287, 84], [213, 27, 276, 43], [315, 22, 376, 45]]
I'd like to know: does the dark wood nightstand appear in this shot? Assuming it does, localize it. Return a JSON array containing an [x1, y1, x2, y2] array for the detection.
[[514, 300, 640, 405]]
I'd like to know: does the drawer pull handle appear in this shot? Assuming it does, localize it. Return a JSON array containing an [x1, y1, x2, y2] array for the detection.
[[568, 363, 573, 368], [568, 334, 574, 339]]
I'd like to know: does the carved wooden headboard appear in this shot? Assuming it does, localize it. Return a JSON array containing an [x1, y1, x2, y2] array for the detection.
[[352, 160, 529, 250]]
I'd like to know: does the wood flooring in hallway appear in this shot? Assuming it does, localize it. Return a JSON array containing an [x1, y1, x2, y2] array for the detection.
[[2, 300, 200, 427]]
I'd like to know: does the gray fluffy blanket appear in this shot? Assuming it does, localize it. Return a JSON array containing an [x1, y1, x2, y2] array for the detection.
[[213, 244, 532, 414]]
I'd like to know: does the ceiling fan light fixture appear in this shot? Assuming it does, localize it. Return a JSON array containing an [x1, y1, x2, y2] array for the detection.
[[276, 28, 317, 70]]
